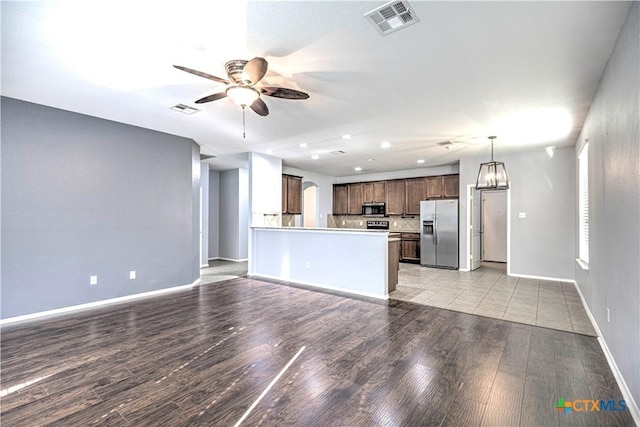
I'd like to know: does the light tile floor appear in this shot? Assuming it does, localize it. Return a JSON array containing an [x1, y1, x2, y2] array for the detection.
[[390, 262, 597, 336], [200, 260, 248, 284]]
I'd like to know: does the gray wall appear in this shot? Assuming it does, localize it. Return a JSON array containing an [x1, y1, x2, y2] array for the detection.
[[200, 162, 209, 266], [1, 97, 200, 319], [218, 169, 249, 261], [575, 2, 639, 410], [208, 170, 220, 259], [459, 146, 576, 280]]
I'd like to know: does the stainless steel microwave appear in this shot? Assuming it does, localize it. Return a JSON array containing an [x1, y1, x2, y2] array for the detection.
[[362, 202, 385, 217]]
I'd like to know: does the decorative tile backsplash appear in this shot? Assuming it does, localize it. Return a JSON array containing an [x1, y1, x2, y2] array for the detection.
[[282, 214, 300, 227], [327, 215, 420, 232]]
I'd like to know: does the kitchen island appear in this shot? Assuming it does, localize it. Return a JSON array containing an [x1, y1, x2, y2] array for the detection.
[[249, 227, 399, 299]]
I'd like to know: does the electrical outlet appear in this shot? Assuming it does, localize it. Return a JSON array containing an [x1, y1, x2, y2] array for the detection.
[[90, 275, 98, 285], [129, 270, 136, 280], [607, 308, 610, 323], [519, 212, 527, 219]]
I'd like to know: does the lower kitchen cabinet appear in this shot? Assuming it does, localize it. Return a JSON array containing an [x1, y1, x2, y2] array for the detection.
[[400, 233, 420, 263]]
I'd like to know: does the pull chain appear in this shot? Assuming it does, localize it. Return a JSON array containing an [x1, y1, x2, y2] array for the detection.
[[242, 106, 246, 139]]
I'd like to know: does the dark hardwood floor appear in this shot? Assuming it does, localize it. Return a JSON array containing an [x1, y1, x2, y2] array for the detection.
[[1, 277, 634, 426]]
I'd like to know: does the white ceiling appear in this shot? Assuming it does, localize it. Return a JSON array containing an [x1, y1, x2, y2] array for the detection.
[[1, 1, 631, 177]]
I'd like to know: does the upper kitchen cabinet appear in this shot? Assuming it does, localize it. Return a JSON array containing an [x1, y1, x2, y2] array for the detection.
[[363, 181, 386, 203], [426, 175, 459, 199], [282, 174, 302, 214], [443, 175, 459, 198], [385, 180, 405, 215], [332, 184, 349, 215], [348, 183, 364, 215], [426, 176, 444, 199], [405, 177, 426, 215]]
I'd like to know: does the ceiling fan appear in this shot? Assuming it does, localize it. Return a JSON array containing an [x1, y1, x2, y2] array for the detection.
[[173, 57, 309, 117]]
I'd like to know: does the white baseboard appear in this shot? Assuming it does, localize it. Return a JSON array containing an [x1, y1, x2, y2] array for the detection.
[[247, 273, 388, 301], [573, 282, 640, 425], [0, 278, 202, 327], [507, 272, 574, 283]]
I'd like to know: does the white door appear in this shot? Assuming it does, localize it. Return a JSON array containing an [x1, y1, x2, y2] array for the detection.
[[470, 187, 482, 270], [482, 190, 507, 263]]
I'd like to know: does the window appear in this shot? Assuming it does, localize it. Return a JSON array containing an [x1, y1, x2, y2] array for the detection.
[[578, 144, 589, 264]]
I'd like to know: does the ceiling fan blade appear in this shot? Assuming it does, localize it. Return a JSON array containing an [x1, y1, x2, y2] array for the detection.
[[243, 57, 268, 85], [173, 65, 229, 85], [261, 87, 309, 100], [249, 98, 269, 116], [195, 92, 227, 104]]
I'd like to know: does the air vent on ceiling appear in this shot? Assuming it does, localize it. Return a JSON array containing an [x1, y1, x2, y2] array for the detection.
[[171, 104, 200, 115], [331, 150, 347, 155], [437, 141, 454, 151], [364, 0, 420, 36]]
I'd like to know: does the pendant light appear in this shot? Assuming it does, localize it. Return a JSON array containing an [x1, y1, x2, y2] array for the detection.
[[476, 136, 509, 189]]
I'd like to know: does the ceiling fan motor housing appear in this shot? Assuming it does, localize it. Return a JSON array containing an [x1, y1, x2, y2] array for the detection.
[[225, 60, 249, 84]]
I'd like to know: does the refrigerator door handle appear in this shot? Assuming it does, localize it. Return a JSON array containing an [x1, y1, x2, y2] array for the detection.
[[434, 212, 438, 245]]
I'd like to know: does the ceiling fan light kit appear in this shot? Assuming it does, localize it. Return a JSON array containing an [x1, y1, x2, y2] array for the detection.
[[476, 136, 509, 190], [226, 86, 259, 107]]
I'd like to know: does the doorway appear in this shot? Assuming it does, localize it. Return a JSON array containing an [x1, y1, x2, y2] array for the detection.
[[303, 183, 318, 228], [481, 190, 508, 263]]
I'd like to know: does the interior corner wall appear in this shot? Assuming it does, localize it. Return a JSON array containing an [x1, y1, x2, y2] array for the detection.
[[459, 146, 575, 280], [575, 1, 639, 411], [0, 97, 200, 319], [208, 170, 220, 259], [238, 168, 249, 260], [218, 168, 249, 261], [249, 152, 283, 223], [200, 162, 210, 266], [282, 166, 335, 228]]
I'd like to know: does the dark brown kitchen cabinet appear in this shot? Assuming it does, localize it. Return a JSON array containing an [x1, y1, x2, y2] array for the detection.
[[363, 181, 386, 203], [348, 183, 364, 215], [426, 175, 459, 199], [426, 176, 444, 199], [405, 177, 426, 215], [385, 180, 405, 215], [443, 175, 459, 198], [400, 233, 420, 263], [332, 184, 349, 215], [282, 174, 302, 214]]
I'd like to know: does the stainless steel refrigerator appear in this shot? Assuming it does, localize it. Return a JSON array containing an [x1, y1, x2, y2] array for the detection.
[[420, 200, 459, 269]]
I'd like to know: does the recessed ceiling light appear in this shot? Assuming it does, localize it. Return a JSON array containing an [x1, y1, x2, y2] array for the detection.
[[311, 154, 319, 160], [299, 143, 308, 148], [367, 158, 375, 162], [355, 166, 362, 172], [342, 134, 352, 140], [381, 142, 391, 148], [417, 159, 425, 164]]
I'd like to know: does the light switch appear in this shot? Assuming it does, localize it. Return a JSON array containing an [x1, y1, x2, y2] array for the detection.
[[90, 275, 98, 285], [129, 270, 136, 280], [518, 212, 526, 219]]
